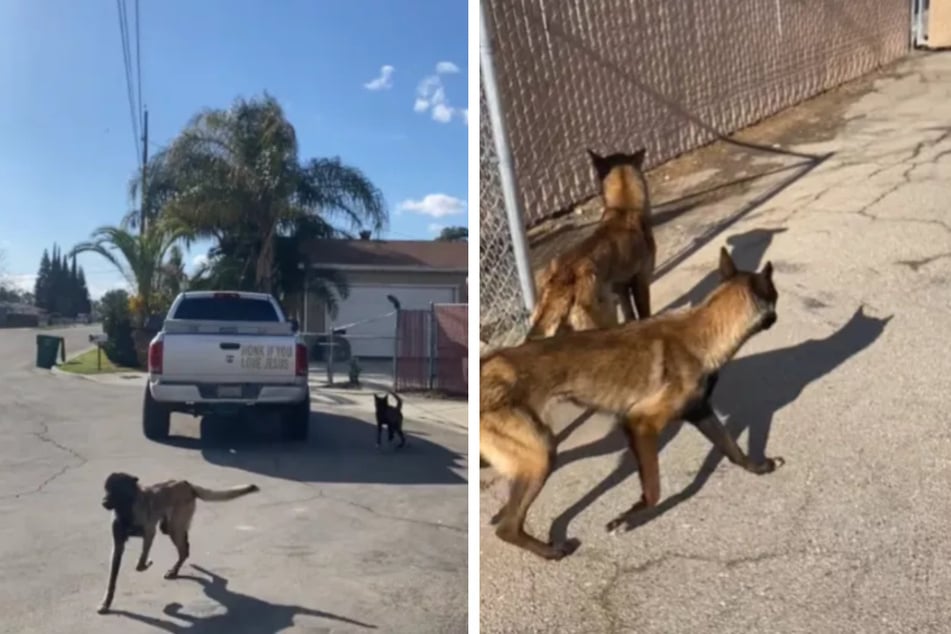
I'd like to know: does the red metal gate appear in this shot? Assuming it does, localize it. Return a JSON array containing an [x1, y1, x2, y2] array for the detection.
[[393, 304, 468, 396], [432, 304, 467, 396]]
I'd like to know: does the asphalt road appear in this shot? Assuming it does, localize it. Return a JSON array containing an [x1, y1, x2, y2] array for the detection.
[[0, 325, 467, 633], [480, 53, 951, 633]]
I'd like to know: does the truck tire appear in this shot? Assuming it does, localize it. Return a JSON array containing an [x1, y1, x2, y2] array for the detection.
[[142, 385, 171, 441], [281, 395, 311, 442]]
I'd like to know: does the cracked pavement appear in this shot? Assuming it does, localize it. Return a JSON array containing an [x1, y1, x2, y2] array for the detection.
[[481, 52, 951, 632], [0, 325, 467, 633]]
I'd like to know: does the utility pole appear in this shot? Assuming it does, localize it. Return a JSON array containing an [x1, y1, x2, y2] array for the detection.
[[140, 107, 149, 234]]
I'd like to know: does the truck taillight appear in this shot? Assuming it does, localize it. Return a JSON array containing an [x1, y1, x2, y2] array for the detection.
[[295, 343, 308, 377], [148, 340, 164, 374]]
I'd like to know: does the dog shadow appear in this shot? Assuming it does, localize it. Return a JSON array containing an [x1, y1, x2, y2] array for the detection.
[[664, 226, 789, 311], [549, 305, 892, 544], [108, 564, 375, 633], [156, 411, 466, 486]]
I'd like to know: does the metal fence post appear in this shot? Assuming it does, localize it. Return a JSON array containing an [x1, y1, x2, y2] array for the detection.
[[392, 308, 400, 391], [480, 3, 535, 313], [428, 303, 435, 391]]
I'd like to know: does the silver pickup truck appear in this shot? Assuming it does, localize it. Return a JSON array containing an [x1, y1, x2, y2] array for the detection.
[[143, 291, 311, 442]]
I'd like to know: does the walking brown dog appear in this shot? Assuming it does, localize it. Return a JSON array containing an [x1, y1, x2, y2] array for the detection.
[[97, 472, 259, 613], [526, 148, 656, 339], [481, 247, 783, 560]]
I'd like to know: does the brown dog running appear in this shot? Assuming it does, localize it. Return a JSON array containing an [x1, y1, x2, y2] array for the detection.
[[97, 472, 259, 613], [481, 246, 782, 560], [526, 148, 656, 339]]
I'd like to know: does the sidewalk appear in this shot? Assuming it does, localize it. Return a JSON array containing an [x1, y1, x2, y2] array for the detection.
[[481, 51, 951, 632]]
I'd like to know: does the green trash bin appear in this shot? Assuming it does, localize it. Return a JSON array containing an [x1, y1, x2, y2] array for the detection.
[[35, 335, 63, 369]]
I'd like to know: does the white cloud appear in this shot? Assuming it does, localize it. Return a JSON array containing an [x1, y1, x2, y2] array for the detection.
[[432, 103, 453, 123], [427, 223, 445, 234], [435, 61, 460, 74], [364, 65, 395, 91], [413, 63, 466, 125], [399, 194, 467, 218], [5, 274, 35, 293]]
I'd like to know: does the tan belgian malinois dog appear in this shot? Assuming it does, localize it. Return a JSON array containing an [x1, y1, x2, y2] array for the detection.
[[526, 148, 656, 339], [97, 472, 259, 613], [481, 247, 782, 560]]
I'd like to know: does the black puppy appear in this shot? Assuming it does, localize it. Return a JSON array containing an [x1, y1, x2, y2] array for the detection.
[[374, 391, 406, 449]]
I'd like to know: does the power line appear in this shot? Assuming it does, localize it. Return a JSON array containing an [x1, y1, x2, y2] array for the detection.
[[116, 0, 140, 163], [135, 0, 142, 132]]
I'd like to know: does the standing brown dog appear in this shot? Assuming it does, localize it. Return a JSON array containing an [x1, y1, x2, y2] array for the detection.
[[97, 472, 259, 613], [526, 148, 656, 339], [481, 247, 782, 560]]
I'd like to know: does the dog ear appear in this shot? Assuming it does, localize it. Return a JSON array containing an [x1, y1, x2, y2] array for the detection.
[[587, 149, 609, 181], [629, 147, 647, 170], [719, 246, 737, 280], [761, 261, 774, 282]]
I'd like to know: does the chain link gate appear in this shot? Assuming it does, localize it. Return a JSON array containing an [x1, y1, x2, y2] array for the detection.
[[478, 79, 532, 353]]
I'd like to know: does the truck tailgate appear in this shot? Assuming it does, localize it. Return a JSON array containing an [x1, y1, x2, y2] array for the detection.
[[162, 333, 297, 382]]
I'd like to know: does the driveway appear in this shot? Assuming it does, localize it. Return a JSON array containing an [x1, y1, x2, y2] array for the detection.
[[0, 325, 467, 633]]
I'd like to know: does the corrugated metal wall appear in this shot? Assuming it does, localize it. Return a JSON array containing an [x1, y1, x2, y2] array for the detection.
[[483, 0, 911, 226]]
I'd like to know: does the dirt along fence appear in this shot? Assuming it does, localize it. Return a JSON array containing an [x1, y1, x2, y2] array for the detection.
[[479, 0, 913, 350]]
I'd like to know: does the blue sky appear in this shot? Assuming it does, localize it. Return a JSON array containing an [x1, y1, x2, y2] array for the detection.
[[0, 0, 468, 298]]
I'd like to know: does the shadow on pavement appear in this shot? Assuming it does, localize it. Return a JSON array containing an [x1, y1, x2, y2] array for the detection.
[[158, 411, 466, 486], [549, 305, 891, 544], [108, 564, 375, 633]]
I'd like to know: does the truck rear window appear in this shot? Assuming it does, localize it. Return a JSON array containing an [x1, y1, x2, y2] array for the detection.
[[172, 296, 281, 322]]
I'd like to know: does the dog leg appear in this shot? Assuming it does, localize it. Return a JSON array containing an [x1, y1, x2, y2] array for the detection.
[[396, 425, 406, 448], [684, 400, 784, 474], [487, 409, 578, 560], [376, 421, 383, 447], [164, 530, 190, 579], [606, 416, 662, 532], [630, 271, 651, 320], [97, 520, 127, 614], [135, 525, 155, 572], [613, 283, 636, 322]]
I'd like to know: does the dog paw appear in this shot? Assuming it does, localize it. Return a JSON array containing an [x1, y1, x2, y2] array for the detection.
[[758, 456, 785, 474], [163, 569, 179, 580], [96, 603, 110, 614], [544, 538, 581, 561], [136, 560, 152, 572]]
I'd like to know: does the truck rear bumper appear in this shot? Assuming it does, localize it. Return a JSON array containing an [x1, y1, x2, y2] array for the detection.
[[149, 380, 309, 405]]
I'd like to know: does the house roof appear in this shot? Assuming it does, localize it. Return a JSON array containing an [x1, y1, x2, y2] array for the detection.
[[301, 239, 467, 271]]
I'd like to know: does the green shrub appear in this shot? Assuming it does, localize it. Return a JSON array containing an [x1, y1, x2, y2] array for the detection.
[[99, 289, 137, 367]]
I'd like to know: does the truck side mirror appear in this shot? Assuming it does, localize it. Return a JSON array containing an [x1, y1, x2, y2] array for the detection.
[[289, 319, 299, 333]]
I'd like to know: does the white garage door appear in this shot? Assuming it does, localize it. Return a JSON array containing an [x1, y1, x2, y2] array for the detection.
[[328, 285, 456, 358]]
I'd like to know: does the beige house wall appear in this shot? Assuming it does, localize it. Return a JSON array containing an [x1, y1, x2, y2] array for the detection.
[[285, 269, 467, 334]]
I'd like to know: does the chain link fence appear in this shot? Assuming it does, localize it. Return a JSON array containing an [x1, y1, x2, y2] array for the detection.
[[479, 80, 532, 353]]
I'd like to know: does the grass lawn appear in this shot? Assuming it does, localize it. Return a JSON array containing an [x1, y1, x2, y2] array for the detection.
[[57, 348, 138, 374]]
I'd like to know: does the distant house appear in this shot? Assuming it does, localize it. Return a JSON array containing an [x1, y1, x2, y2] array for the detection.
[[0, 302, 44, 328], [287, 237, 467, 359]]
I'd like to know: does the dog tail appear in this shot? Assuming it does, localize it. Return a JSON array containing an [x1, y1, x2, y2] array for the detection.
[[525, 260, 596, 340], [190, 483, 260, 502], [387, 390, 403, 411]]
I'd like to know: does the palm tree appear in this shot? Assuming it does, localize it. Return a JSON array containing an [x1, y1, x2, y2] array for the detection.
[[70, 222, 186, 323], [140, 93, 387, 293]]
